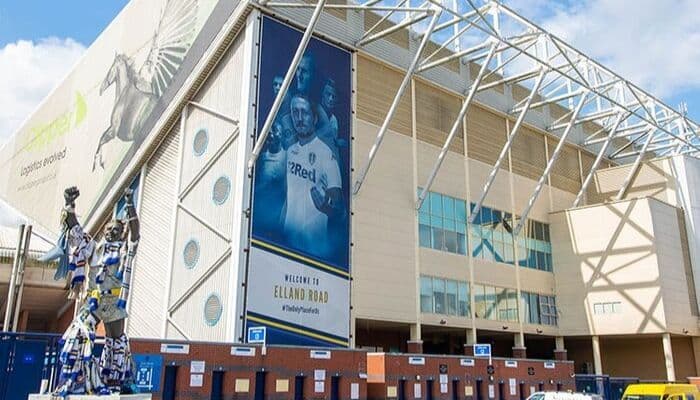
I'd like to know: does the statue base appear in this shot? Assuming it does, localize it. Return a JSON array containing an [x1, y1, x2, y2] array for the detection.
[[29, 395, 152, 400]]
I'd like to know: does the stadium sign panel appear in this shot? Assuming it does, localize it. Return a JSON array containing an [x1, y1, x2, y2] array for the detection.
[[246, 17, 351, 347]]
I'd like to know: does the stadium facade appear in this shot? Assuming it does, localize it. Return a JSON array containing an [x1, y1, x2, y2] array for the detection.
[[2, 0, 700, 382]]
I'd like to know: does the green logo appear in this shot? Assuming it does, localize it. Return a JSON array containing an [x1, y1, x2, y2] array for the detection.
[[24, 91, 87, 152]]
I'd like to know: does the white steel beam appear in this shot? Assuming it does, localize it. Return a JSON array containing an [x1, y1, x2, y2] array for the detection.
[[513, 93, 589, 236], [573, 112, 629, 207], [416, 44, 498, 210], [468, 68, 548, 222], [353, 9, 442, 195], [357, 12, 431, 47], [248, 0, 327, 172]]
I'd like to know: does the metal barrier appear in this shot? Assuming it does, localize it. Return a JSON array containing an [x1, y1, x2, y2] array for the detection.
[[575, 374, 640, 400]]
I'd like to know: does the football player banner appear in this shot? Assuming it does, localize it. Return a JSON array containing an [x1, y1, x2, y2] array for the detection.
[[245, 17, 352, 347]]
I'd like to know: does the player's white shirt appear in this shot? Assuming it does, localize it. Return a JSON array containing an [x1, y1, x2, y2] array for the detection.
[[283, 136, 341, 252]]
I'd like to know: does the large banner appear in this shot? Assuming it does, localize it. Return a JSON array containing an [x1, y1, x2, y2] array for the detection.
[[246, 17, 351, 347], [0, 0, 217, 232]]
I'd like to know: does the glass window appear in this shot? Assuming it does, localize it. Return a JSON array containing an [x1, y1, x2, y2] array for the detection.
[[506, 289, 518, 322], [433, 278, 446, 314], [473, 284, 486, 319], [420, 277, 433, 313], [432, 227, 445, 251], [419, 224, 432, 248], [484, 286, 496, 320], [430, 192, 443, 217], [529, 293, 540, 324], [443, 196, 455, 220], [603, 303, 614, 314], [612, 302, 621, 313], [446, 280, 458, 315], [444, 231, 458, 253], [455, 200, 467, 222], [458, 282, 469, 317]]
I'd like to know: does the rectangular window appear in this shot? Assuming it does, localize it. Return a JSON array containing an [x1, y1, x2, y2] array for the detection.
[[418, 190, 469, 255], [433, 278, 446, 314], [446, 280, 458, 316], [420, 277, 433, 313], [458, 282, 469, 317], [473, 284, 486, 319], [484, 286, 496, 320]]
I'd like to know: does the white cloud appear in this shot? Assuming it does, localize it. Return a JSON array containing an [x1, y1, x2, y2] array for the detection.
[[0, 37, 86, 146], [506, 0, 700, 98]]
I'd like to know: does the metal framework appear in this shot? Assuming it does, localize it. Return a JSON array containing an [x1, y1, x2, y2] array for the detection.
[[247, 0, 700, 227]]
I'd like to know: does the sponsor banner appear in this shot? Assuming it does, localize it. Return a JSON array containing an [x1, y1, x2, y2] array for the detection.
[[246, 16, 352, 347], [0, 0, 217, 232]]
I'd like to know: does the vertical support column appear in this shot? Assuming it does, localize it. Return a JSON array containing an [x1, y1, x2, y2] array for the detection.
[[554, 336, 567, 361], [4, 224, 25, 331], [12, 225, 32, 332], [464, 328, 477, 356], [662, 333, 676, 382], [513, 332, 526, 359], [408, 323, 423, 354], [592, 335, 603, 375]]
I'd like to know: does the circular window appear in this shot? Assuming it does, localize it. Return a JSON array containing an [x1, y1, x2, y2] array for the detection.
[[183, 239, 200, 269], [192, 128, 208, 156], [204, 294, 223, 326], [212, 176, 231, 205]]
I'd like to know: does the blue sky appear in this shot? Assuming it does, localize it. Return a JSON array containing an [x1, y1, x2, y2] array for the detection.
[[0, 1, 129, 48]]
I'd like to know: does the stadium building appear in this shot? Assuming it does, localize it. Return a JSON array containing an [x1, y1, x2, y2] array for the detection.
[[2, 0, 700, 384]]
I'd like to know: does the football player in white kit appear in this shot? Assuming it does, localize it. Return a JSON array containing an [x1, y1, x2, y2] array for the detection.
[[281, 93, 343, 255]]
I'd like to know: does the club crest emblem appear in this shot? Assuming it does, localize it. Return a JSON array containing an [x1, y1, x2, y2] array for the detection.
[[309, 152, 316, 165]]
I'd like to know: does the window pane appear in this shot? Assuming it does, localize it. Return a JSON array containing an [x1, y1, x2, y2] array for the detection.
[[419, 212, 431, 225], [455, 222, 466, 234], [420, 277, 433, 313], [473, 284, 486, 319], [484, 286, 496, 320], [536, 251, 546, 271], [419, 224, 432, 248], [430, 192, 443, 217], [521, 292, 530, 323], [446, 280, 458, 315], [433, 279, 446, 314], [457, 233, 467, 255], [458, 282, 469, 316], [594, 303, 603, 315], [443, 218, 456, 231], [603, 303, 613, 314], [543, 224, 550, 242], [496, 287, 508, 321], [418, 190, 430, 214], [444, 231, 458, 253], [612, 302, 620, 313], [443, 196, 455, 220], [529, 294, 540, 324], [482, 207, 493, 226], [432, 227, 444, 251], [535, 222, 544, 240], [431, 215, 443, 228], [455, 200, 467, 222]]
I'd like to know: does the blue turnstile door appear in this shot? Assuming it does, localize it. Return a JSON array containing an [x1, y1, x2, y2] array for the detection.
[[4, 339, 46, 400]]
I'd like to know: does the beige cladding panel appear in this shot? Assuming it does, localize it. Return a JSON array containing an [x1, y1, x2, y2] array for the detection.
[[416, 141, 467, 200], [356, 55, 412, 136], [592, 158, 676, 205], [552, 199, 669, 336], [352, 120, 416, 322], [652, 201, 699, 334], [414, 80, 464, 154], [418, 249, 469, 282]]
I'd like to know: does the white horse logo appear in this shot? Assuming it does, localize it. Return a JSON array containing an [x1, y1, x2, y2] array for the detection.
[[93, 0, 198, 170]]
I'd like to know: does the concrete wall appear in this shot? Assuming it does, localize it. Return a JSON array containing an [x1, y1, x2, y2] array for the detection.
[[551, 197, 698, 337]]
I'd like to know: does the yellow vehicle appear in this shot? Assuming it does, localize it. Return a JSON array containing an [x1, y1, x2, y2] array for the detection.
[[622, 384, 700, 400]]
